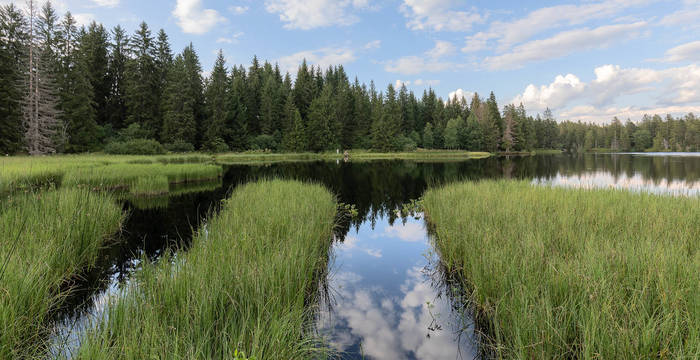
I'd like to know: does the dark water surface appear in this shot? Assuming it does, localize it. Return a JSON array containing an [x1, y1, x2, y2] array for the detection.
[[50, 153, 700, 358]]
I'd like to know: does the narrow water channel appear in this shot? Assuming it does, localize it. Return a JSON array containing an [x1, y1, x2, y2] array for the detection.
[[48, 153, 700, 358]]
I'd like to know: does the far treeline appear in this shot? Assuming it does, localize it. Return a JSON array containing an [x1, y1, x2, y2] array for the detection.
[[1, 2, 699, 156]]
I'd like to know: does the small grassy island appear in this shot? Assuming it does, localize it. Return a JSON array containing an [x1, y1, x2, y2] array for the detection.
[[423, 181, 700, 359], [75, 179, 337, 359]]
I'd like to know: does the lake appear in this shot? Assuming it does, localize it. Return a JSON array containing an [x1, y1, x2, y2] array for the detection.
[[50, 153, 700, 359]]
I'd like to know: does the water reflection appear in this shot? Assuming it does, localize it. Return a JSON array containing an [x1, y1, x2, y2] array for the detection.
[[318, 215, 477, 360], [535, 172, 700, 196]]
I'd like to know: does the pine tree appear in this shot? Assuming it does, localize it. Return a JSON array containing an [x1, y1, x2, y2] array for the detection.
[[285, 108, 307, 152], [82, 22, 110, 127], [226, 65, 248, 150], [293, 59, 314, 119], [422, 122, 434, 149], [161, 54, 195, 145], [23, 0, 62, 155], [463, 112, 483, 150], [125, 22, 159, 137], [259, 74, 279, 135], [0, 4, 27, 154], [307, 86, 334, 152], [444, 117, 460, 149], [203, 50, 228, 150], [106, 25, 128, 129], [154, 29, 173, 133], [181, 43, 204, 147]]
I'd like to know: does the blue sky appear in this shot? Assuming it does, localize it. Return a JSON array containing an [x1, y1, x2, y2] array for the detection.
[[10, 0, 700, 123]]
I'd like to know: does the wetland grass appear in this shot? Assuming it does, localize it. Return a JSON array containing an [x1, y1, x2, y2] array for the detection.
[[422, 181, 700, 359], [0, 189, 124, 358], [76, 179, 337, 359], [214, 149, 492, 164]]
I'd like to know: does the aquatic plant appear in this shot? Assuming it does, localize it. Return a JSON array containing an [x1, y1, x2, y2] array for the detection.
[[422, 180, 700, 359], [76, 179, 337, 359], [0, 189, 123, 358]]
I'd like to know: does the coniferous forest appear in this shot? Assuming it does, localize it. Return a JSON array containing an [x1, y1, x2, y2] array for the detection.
[[1, 2, 699, 156]]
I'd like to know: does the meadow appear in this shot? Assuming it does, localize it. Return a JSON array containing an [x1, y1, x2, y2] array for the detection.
[[213, 149, 492, 164], [0, 154, 219, 196], [0, 189, 124, 358], [422, 181, 700, 359], [75, 179, 337, 359]]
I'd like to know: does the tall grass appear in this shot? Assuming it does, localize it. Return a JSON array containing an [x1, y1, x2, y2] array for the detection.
[[76, 179, 337, 359], [422, 180, 700, 359], [0, 154, 215, 195], [214, 149, 491, 164], [0, 189, 124, 358]]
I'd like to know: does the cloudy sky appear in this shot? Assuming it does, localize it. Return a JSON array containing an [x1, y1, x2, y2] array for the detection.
[[11, 0, 700, 123]]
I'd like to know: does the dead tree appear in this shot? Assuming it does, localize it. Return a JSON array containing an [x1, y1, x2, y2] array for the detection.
[[22, 0, 61, 155]]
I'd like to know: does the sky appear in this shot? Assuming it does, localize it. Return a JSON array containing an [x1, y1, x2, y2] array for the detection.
[[7, 0, 700, 123]]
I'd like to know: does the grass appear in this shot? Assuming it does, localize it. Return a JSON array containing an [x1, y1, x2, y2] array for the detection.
[[422, 180, 699, 359], [0, 189, 124, 359], [214, 149, 491, 164], [75, 179, 338, 359], [0, 154, 214, 195], [62, 163, 222, 196]]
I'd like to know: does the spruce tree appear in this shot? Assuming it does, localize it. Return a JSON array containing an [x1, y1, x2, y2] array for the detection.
[[422, 122, 434, 149], [203, 50, 228, 150], [161, 54, 195, 145], [181, 43, 204, 147], [125, 22, 159, 137], [226, 66, 248, 150], [106, 25, 128, 130], [306, 86, 334, 151], [82, 22, 110, 127], [0, 4, 27, 154]]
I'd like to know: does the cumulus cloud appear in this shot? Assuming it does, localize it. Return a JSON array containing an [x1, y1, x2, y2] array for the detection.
[[400, 0, 484, 32], [660, 41, 700, 62], [216, 32, 244, 44], [278, 46, 357, 74], [482, 21, 647, 70], [265, 0, 369, 30], [463, 0, 650, 53], [385, 40, 459, 75], [172, 0, 226, 35], [364, 40, 381, 49], [383, 222, 424, 242], [73, 13, 96, 27], [229, 5, 249, 15], [90, 0, 119, 7], [512, 63, 700, 123], [448, 88, 475, 102]]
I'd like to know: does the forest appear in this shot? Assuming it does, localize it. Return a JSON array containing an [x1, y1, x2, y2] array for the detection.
[[1, 2, 699, 156]]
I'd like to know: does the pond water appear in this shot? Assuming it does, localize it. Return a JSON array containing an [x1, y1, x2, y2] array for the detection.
[[50, 153, 700, 359]]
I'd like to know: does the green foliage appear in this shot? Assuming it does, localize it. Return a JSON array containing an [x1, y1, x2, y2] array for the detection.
[[633, 129, 652, 151], [250, 134, 278, 151], [76, 180, 337, 359], [423, 181, 700, 359], [422, 122, 434, 149], [104, 139, 166, 155], [164, 139, 195, 153], [0, 189, 123, 358]]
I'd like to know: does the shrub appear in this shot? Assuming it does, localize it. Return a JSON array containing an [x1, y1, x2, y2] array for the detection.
[[164, 140, 195, 153], [104, 139, 166, 155], [250, 135, 278, 151]]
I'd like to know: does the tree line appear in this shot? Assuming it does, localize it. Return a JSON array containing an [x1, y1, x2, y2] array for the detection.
[[1, 1, 699, 155]]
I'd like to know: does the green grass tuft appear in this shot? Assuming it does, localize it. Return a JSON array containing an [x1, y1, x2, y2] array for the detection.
[[0, 189, 124, 358], [422, 180, 700, 359], [76, 179, 337, 359]]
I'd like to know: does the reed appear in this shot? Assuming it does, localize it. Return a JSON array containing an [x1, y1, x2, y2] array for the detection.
[[76, 179, 337, 359], [0, 189, 124, 358], [422, 180, 700, 359]]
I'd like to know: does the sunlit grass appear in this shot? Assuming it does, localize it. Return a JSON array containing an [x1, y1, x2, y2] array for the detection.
[[423, 180, 700, 359], [0, 189, 124, 358], [76, 179, 337, 359], [214, 149, 491, 164]]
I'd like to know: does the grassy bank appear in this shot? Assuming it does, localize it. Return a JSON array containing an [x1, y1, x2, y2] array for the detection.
[[76, 179, 337, 359], [423, 181, 699, 359], [0, 154, 213, 194], [214, 149, 491, 164], [0, 189, 124, 358]]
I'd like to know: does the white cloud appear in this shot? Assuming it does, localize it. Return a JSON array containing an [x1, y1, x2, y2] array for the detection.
[[278, 46, 357, 74], [73, 13, 96, 27], [512, 63, 700, 123], [229, 5, 249, 15], [400, 0, 484, 32], [660, 4, 700, 28], [172, 0, 226, 35], [660, 41, 700, 62], [216, 32, 244, 44], [90, 0, 119, 7], [383, 222, 424, 242], [385, 40, 459, 75], [448, 88, 474, 102], [463, 0, 650, 53], [413, 79, 439, 86], [483, 21, 647, 70], [364, 40, 381, 50], [265, 0, 368, 30]]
